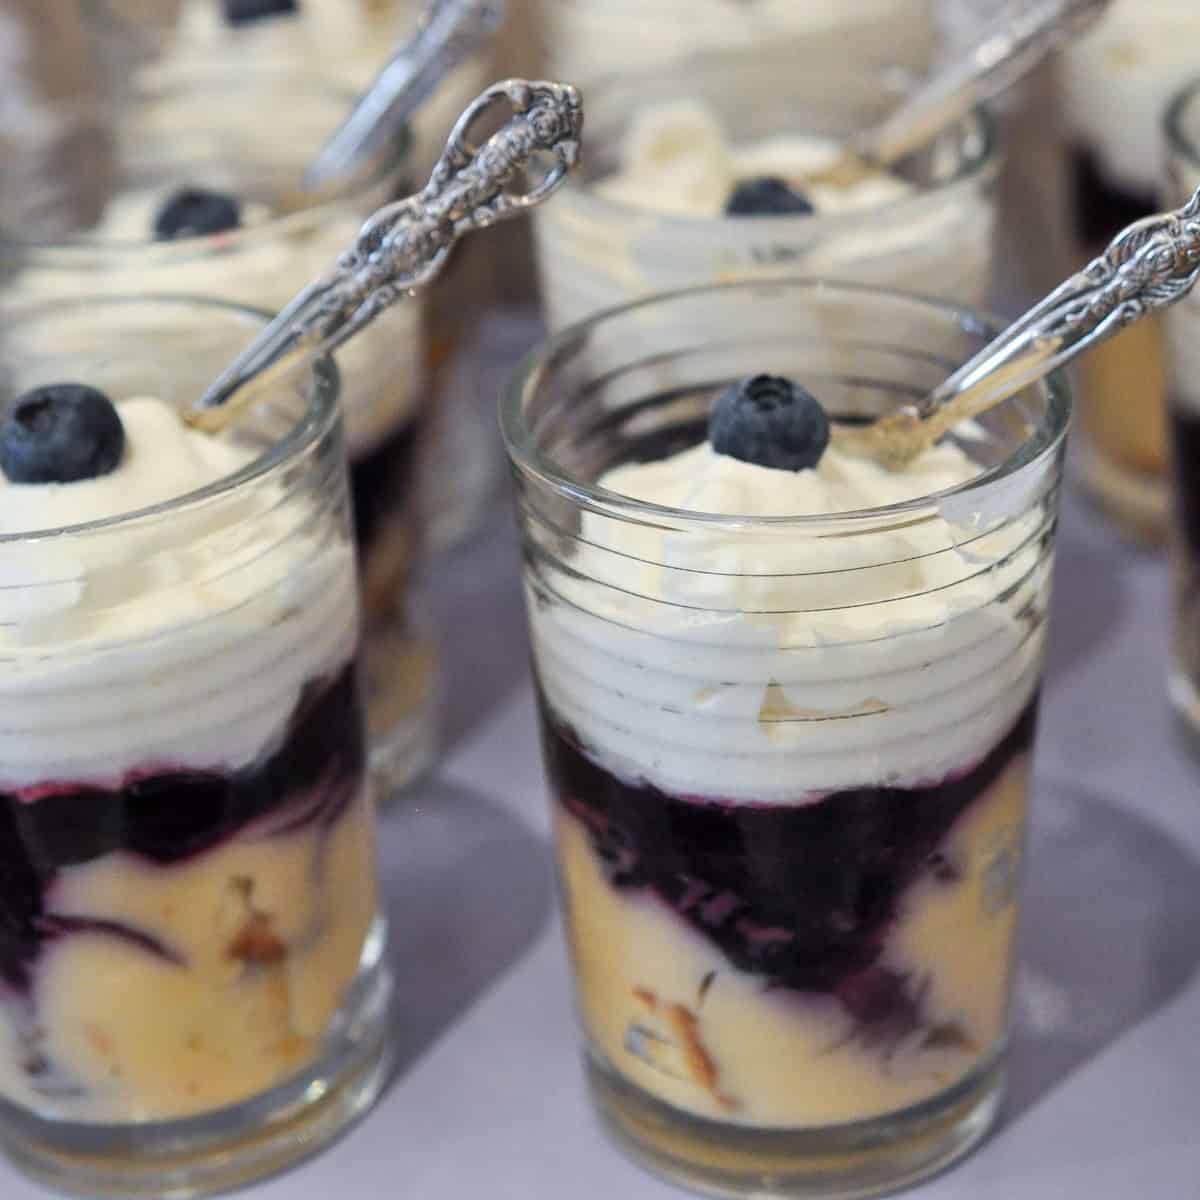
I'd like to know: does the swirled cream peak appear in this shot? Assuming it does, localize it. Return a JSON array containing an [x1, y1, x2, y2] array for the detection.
[[586, 441, 989, 627], [601, 440, 976, 518], [596, 100, 912, 218]]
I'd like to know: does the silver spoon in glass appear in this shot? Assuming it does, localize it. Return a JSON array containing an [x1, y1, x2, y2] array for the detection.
[[303, 0, 507, 193], [806, 0, 1110, 189], [190, 77, 582, 433], [834, 186, 1200, 468]]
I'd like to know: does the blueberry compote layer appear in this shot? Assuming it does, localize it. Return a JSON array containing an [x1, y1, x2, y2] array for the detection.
[[542, 699, 1037, 1126], [0, 663, 377, 1121]]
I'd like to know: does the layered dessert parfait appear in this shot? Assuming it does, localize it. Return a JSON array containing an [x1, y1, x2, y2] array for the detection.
[[1057, 0, 1200, 539], [541, 0, 937, 84], [505, 280, 1068, 1197], [533, 49, 998, 333], [147, 1, 508, 554], [0, 64, 436, 792], [1165, 80, 1200, 735], [0, 296, 390, 1195]]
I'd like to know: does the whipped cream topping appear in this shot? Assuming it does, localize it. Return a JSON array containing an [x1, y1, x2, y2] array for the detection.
[[536, 98, 995, 331], [0, 396, 358, 786], [530, 438, 1049, 801], [5, 184, 421, 460], [543, 0, 937, 81], [597, 101, 913, 219], [1059, 0, 1200, 196]]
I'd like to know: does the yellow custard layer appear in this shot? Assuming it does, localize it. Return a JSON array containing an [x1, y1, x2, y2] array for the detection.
[[0, 786, 376, 1122]]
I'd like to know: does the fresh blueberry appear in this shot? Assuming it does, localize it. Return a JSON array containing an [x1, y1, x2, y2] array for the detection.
[[153, 187, 241, 240], [708, 374, 830, 471], [724, 175, 815, 217], [222, 0, 299, 25], [0, 384, 125, 484]]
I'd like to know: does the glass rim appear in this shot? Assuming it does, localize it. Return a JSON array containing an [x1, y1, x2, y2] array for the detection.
[[0, 293, 340, 543], [4, 64, 411, 255], [556, 49, 1000, 229], [501, 278, 1071, 530], [1165, 75, 1200, 171]]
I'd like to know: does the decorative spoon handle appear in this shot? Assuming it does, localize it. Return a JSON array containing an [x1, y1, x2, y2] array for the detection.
[[193, 78, 582, 429], [304, 0, 507, 189], [835, 187, 1200, 467], [857, 0, 1110, 168]]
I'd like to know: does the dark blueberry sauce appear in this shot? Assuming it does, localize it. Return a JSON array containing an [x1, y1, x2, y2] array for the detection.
[[539, 698, 1038, 1041], [0, 664, 365, 992]]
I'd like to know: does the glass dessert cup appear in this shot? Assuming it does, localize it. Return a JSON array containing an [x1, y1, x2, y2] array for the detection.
[[1165, 79, 1200, 739], [0, 63, 437, 796], [149, 2, 507, 554], [1056, 0, 1200, 542], [532, 46, 999, 334], [539, 0, 938, 85], [503, 280, 1069, 1199], [0, 296, 393, 1198]]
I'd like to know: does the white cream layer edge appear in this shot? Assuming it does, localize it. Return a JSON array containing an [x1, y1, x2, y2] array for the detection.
[[528, 444, 1049, 801], [0, 398, 358, 787]]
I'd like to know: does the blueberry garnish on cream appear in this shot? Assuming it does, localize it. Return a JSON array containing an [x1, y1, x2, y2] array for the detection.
[[222, 0, 299, 26], [0, 384, 125, 484], [154, 187, 242, 241], [724, 175, 815, 217], [708, 374, 830, 471]]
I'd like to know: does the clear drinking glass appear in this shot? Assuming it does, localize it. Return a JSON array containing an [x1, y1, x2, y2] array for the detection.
[[1056, 0, 1200, 540], [540, 0, 938, 83], [503, 280, 1068, 1198], [0, 296, 392, 1197], [0, 63, 436, 795], [1165, 79, 1200, 736], [532, 46, 999, 333]]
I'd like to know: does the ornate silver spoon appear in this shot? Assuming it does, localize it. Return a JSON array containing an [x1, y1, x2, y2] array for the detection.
[[304, 0, 507, 191], [808, 0, 1110, 189], [191, 77, 582, 432], [835, 187, 1200, 468]]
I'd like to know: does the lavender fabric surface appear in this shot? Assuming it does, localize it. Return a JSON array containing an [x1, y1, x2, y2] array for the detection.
[[2, 362, 1198, 1198]]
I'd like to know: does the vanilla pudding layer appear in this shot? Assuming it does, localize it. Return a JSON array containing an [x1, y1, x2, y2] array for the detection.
[[0, 397, 357, 784], [1059, 0, 1200, 197], [534, 99, 996, 332], [543, 0, 937, 81], [528, 442, 1051, 801]]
